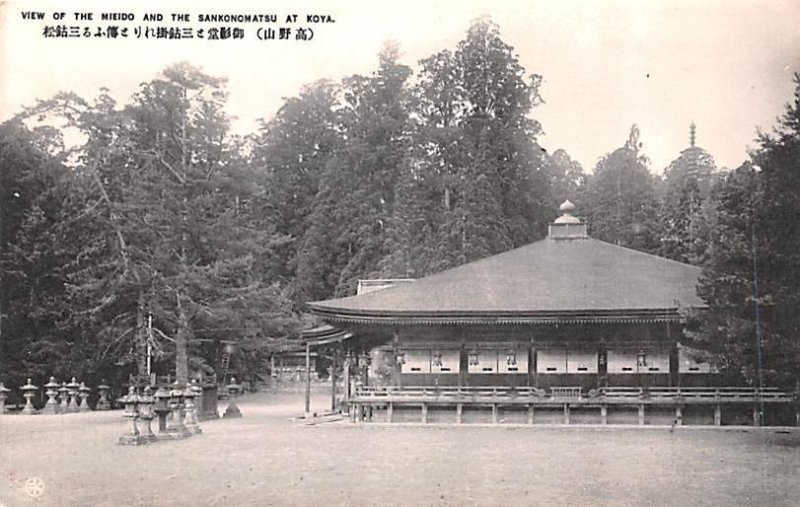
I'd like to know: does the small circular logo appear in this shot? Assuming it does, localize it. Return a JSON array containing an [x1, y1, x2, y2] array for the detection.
[[24, 477, 45, 498]]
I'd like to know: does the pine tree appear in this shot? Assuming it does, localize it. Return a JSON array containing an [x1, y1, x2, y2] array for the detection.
[[121, 63, 301, 384]]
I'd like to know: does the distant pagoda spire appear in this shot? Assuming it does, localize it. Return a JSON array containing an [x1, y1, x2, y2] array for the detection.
[[689, 122, 696, 147]]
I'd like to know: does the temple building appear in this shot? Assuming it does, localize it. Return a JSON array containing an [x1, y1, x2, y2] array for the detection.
[[306, 202, 796, 426]]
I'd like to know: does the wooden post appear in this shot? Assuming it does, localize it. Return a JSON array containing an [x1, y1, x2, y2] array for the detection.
[[456, 403, 463, 424], [304, 342, 311, 416], [753, 405, 760, 427], [387, 402, 393, 423], [638, 404, 645, 426], [601, 405, 608, 425], [528, 404, 534, 425], [342, 352, 351, 416], [270, 355, 276, 383], [492, 404, 498, 424], [714, 404, 721, 426], [330, 350, 337, 411], [563, 404, 570, 425], [393, 330, 401, 388], [675, 406, 682, 426], [421, 403, 428, 424]]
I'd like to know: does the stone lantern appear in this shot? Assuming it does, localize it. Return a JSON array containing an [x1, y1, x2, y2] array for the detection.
[[78, 382, 91, 412], [20, 379, 39, 415], [0, 383, 11, 414], [42, 377, 60, 414], [58, 382, 69, 413], [66, 377, 80, 413], [183, 385, 202, 435], [137, 386, 157, 442], [223, 377, 242, 419], [153, 386, 172, 439], [117, 386, 143, 446], [96, 381, 111, 410], [190, 379, 206, 420], [167, 384, 191, 439]]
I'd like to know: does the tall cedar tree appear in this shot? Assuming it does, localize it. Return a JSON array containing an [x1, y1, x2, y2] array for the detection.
[[750, 74, 800, 387], [0, 120, 83, 385], [688, 164, 764, 384], [657, 123, 717, 264], [250, 80, 342, 283], [380, 18, 552, 278], [691, 75, 800, 388], [583, 125, 660, 252], [544, 148, 586, 209], [292, 43, 412, 301]]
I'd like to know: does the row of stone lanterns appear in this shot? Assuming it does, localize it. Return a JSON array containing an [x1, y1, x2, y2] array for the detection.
[[118, 380, 205, 445], [118, 377, 242, 445], [0, 377, 113, 415]]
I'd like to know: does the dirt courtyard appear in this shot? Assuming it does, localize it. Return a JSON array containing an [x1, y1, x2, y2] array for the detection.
[[1, 387, 798, 507]]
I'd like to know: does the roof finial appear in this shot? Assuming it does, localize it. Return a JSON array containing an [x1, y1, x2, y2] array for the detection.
[[554, 200, 580, 224], [549, 199, 587, 239], [690, 122, 696, 147]]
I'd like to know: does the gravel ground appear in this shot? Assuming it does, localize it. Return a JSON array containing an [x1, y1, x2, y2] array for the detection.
[[1, 387, 798, 507]]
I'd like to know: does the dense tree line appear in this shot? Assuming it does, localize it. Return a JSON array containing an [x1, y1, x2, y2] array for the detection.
[[1, 19, 798, 389]]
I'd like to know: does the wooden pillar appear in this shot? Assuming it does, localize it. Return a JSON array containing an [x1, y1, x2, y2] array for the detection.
[[330, 349, 337, 411], [343, 353, 351, 410], [563, 404, 570, 425], [668, 323, 678, 388], [459, 341, 466, 388], [492, 404, 498, 424], [280, 355, 285, 383], [456, 403, 463, 424], [270, 355, 276, 382], [714, 404, 721, 426], [393, 330, 401, 388], [421, 403, 428, 424], [600, 405, 608, 425], [675, 406, 682, 426], [638, 404, 645, 426], [304, 342, 311, 416], [387, 402, 393, 423], [527, 404, 534, 425], [753, 405, 760, 427]]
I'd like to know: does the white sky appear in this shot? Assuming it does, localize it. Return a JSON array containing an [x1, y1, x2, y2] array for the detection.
[[2, 0, 799, 173]]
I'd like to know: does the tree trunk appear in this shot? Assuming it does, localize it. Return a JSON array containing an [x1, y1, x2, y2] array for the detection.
[[135, 292, 148, 377], [175, 293, 190, 385]]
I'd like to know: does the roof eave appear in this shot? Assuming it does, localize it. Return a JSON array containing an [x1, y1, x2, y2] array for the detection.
[[307, 305, 706, 326]]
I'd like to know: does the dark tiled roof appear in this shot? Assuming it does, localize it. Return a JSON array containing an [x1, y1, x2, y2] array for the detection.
[[307, 237, 704, 324]]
